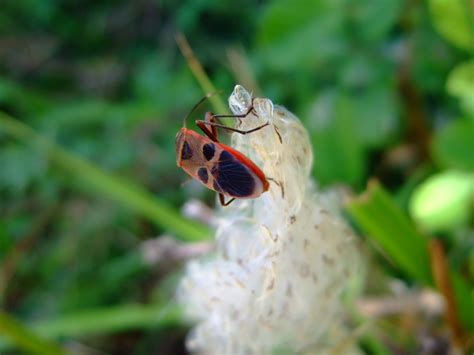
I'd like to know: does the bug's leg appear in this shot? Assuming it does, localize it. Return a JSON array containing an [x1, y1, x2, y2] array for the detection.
[[219, 193, 235, 206], [196, 119, 270, 136], [196, 114, 219, 142], [196, 103, 268, 139], [196, 108, 255, 141], [205, 103, 256, 131], [205, 112, 220, 140], [211, 103, 255, 121]]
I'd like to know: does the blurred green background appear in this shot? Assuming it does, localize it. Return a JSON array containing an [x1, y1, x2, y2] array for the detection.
[[0, 0, 473, 354]]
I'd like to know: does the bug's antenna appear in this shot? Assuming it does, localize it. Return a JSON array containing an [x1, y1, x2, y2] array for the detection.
[[183, 91, 222, 127]]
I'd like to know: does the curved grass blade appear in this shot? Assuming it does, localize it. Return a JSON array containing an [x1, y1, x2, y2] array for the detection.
[[346, 181, 474, 331], [0, 311, 65, 355], [0, 303, 181, 352], [175, 33, 229, 115], [0, 111, 210, 241]]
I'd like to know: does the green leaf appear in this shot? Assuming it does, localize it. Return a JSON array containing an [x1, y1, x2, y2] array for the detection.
[[33, 303, 181, 338], [359, 335, 392, 355], [429, 0, 474, 51], [0, 111, 210, 242], [432, 118, 474, 170], [256, 0, 347, 70], [351, 85, 399, 148], [346, 0, 402, 43], [409, 170, 474, 232], [0, 303, 181, 352], [337, 53, 400, 148], [346, 182, 433, 283], [451, 271, 474, 330], [307, 83, 398, 186], [133, 53, 201, 110], [410, 22, 460, 95], [309, 91, 366, 187], [447, 60, 474, 116], [258, 0, 337, 45], [0, 311, 65, 355], [346, 182, 474, 330], [0, 78, 51, 116], [256, 0, 401, 72], [0, 145, 47, 193]]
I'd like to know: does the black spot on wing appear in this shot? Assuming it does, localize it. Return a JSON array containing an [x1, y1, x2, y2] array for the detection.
[[181, 140, 193, 160], [197, 168, 208, 184], [219, 150, 232, 162], [211, 150, 255, 197], [202, 143, 215, 161]]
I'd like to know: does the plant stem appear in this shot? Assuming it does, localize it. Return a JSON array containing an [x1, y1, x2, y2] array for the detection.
[[175, 33, 229, 115]]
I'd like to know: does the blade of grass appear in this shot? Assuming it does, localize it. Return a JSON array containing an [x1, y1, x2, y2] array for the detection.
[[175, 33, 229, 115], [34, 303, 182, 338], [347, 181, 432, 283], [0, 303, 182, 351], [0, 111, 210, 242], [346, 180, 474, 331], [359, 334, 392, 355], [450, 272, 474, 331], [0, 311, 65, 355]]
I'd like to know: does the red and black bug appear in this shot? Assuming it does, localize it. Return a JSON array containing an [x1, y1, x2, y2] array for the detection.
[[176, 95, 270, 206]]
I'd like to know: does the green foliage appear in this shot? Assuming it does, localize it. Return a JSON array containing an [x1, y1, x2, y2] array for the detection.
[[347, 182, 474, 331], [0, 0, 473, 353], [0, 303, 181, 352], [309, 81, 399, 186], [257, 0, 402, 187], [0, 112, 210, 242], [447, 60, 474, 116], [347, 182, 433, 284], [0, 311, 64, 355], [310, 90, 367, 187], [409, 171, 474, 232], [432, 118, 474, 170], [429, 0, 474, 51], [31, 303, 182, 339]]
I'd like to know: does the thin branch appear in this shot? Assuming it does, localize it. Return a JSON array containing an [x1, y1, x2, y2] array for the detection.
[[428, 239, 465, 351]]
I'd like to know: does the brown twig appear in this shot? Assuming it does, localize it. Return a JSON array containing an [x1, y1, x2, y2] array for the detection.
[[398, 69, 431, 159], [397, 12, 431, 161], [428, 239, 465, 351]]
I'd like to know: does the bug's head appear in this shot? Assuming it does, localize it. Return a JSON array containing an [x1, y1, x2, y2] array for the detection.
[[175, 128, 192, 167]]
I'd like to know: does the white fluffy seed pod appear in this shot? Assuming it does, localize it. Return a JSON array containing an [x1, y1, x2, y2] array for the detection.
[[177, 85, 362, 354]]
